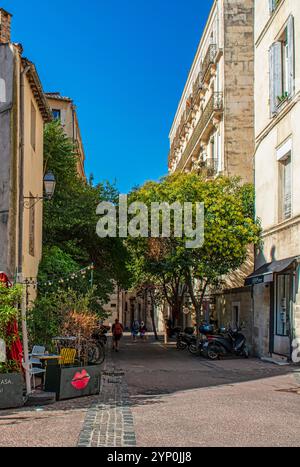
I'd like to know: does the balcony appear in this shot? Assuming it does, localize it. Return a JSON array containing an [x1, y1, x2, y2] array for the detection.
[[202, 44, 218, 83], [175, 92, 223, 171]]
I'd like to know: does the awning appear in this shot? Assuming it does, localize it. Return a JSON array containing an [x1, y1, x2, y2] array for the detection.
[[245, 256, 300, 286]]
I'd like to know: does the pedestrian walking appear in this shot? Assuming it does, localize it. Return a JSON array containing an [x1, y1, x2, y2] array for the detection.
[[112, 319, 124, 352], [139, 321, 147, 341], [131, 320, 140, 342]]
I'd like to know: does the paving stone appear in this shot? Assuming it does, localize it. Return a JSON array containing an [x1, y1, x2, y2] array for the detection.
[[78, 348, 136, 448]]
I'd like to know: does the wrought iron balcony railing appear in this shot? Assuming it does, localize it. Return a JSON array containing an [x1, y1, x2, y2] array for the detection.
[[176, 92, 223, 171], [202, 44, 218, 81]]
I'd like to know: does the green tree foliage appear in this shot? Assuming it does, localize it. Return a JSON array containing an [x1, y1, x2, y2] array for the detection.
[[42, 121, 130, 301], [30, 121, 131, 344], [127, 173, 261, 331]]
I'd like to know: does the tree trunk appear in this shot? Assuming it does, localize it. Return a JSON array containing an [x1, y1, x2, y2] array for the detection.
[[149, 293, 159, 341]]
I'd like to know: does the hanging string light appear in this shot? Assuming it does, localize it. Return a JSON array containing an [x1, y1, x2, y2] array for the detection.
[[20, 264, 95, 288]]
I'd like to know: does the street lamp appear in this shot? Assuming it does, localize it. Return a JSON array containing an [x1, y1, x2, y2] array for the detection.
[[43, 171, 56, 200], [23, 171, 56, 208]]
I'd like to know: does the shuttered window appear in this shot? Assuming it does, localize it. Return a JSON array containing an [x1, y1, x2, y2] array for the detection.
[[31, 101, 36, 151], [278, 153, 292, 221], [269, 0, 278, 14], [269, 16, 295, 115], [283, 155, 292, 220]]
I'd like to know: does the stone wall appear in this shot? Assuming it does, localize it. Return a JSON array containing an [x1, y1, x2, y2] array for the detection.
[[223, 0, 254, 183], [252, 283, 271, 357], [215, 286, 254, 352]]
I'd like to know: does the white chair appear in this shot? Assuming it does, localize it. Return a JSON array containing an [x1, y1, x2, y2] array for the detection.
[[23, 359, 46, 390], [29, 346, 45, 357]]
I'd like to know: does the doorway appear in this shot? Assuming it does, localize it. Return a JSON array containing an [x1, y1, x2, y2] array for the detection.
[[273, 273, 292, 357]]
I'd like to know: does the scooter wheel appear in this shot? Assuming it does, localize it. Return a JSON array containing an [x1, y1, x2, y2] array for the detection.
[[176, 342, 187, 351], [207, 343, 222, 360], [188, 344, 200, 355]]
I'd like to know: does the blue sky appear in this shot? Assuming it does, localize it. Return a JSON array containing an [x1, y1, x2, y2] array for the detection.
[[3, 0, 213, 193]]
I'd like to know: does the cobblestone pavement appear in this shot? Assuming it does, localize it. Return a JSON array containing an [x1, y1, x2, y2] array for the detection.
[[78, 360, 136, 447]]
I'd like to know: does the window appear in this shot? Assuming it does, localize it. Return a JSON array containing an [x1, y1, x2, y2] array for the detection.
[[232, 302, 240, 329], [269, 0, 281, 14], [269, 16, 294, 114], [31, 102, 36, 151], [52, 109, 61, 121], [278, 153, 292, 221], [0, 78, 6, 103], [28, 194, 35, 257], [275, 274, 291, 336]]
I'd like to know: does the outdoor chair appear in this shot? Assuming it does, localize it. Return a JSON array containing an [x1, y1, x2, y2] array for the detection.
[[22, 359, 46, 390], [29, 345, 46, 357], [59, 348, 76, 366]]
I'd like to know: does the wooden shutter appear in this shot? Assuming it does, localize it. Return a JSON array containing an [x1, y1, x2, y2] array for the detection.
[[60, 109, 67, 126], [284, 156, 292, 219], [287, 15, 295, 96], [269, 42, 282, 115]]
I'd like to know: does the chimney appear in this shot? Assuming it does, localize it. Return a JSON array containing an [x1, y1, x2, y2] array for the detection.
[[0, 8, 12, 44]]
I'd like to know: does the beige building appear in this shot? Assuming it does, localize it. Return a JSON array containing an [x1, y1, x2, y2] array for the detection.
[[168, 0, 256, 339], [103, 288, 156, 332], [247, 0, 300, 359], [0, 9, 52, 291], [45, 93, 86, 178], [168, 0, 254, 183]]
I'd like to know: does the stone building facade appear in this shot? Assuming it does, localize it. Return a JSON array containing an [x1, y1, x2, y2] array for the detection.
[[168, 0, 256, 342], [45, 93, 86, 179], [168, 0, 254, 182], [0, 9, 51, 287], [248, 0, 300, 359]]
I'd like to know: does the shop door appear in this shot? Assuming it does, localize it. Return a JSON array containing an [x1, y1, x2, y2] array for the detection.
[[273, 273, 292, 357]]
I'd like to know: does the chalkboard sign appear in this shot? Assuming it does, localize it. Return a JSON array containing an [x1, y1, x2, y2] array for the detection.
[[0, 373, 24, 409]]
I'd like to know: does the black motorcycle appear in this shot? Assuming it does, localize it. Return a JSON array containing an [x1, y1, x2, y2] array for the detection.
[[203, 325, 249, 360]]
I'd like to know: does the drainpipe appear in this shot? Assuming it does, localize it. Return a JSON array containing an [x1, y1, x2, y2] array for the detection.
[[18, 62, 31, 396]]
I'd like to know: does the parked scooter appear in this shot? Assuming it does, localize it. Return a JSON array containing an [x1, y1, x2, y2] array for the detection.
[[188, 324, 226, 355], [176, 327, 196, 350], [203, 324, 249, 360]]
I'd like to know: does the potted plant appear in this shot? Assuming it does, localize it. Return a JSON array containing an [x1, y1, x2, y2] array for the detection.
[[0, 284, 24, 410], [44, 305, 102, 400], [277, 92, 289, 106]]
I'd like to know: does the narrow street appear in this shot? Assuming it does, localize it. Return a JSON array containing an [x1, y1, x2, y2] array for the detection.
[[0, 336, 299, 447], [110, 337, 300, 447]]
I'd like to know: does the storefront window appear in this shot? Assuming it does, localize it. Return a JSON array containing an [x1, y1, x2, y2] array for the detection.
[[276, 274, 291, 336]]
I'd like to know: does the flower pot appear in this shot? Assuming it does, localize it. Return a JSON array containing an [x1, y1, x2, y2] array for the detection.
[[0, 373, 24, 409]]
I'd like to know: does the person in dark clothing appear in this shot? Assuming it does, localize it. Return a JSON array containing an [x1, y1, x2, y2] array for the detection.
[[112, 319, 124, 352]]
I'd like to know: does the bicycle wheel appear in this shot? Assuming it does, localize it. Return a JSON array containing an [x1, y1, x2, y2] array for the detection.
[[88, 341, 105, 365]]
